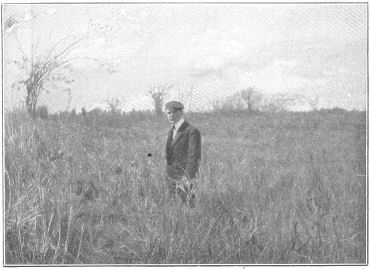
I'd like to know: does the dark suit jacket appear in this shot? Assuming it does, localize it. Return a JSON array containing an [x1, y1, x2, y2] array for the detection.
[[165, 121, 201, 179]]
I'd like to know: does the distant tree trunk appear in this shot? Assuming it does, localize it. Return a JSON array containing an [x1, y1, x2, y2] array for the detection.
[[247, 93, 252, 112], [240, 87, 262, 112], [148, 84, 173, 116], [81, 107, 87, 117], [25, 82, 42, 116]]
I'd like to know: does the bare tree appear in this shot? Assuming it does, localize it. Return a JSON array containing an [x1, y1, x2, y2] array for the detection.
[[4, 11, 80, 114], [240, 87, 263, 112], [5, 12, 116, 116], [9, 33, 87, 116], [304, 95, 320, 111], [105, 97, 124, 113], [148, 84, 173, 116], [262, 93, 299, 112]]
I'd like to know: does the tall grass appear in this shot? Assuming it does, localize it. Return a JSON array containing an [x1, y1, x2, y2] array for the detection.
[[4, 108, 366, 264]]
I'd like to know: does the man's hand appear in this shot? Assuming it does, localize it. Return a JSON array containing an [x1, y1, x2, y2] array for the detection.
[[180, 176, 190, 187], [181, 176, 197, 191]]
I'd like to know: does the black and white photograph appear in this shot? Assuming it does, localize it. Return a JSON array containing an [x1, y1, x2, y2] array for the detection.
[[2, 2, 367, 265]]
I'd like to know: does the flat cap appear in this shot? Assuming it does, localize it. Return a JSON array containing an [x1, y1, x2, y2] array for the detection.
[[165, 101, 184, 110]]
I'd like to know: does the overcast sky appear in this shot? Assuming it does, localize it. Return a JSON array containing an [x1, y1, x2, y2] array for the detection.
[[3, 3, 367, 112]]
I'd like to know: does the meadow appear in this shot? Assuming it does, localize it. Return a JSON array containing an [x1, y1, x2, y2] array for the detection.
[[4, 108, 367, 264]]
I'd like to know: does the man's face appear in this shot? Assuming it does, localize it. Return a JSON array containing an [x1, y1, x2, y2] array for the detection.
[[166, 108, 183, 125]]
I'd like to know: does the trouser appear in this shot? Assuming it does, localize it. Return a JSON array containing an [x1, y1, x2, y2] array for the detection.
[[166, 176, 196, 207]]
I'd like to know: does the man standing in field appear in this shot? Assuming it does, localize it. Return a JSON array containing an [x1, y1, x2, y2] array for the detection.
[[165, 101, 201, 207]]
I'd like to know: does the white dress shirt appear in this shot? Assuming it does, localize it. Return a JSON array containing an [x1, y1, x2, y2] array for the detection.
[[173, 118, 184, 139]]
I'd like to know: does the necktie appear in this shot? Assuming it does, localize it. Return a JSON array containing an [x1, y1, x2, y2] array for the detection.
[[169, 125, 175, 142]]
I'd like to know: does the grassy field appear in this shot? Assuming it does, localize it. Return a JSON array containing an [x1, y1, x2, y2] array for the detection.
[[4, 108, 367, 264]]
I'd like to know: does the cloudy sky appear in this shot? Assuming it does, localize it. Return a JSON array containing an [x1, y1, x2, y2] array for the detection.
[[3, 3, 367, 112]]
